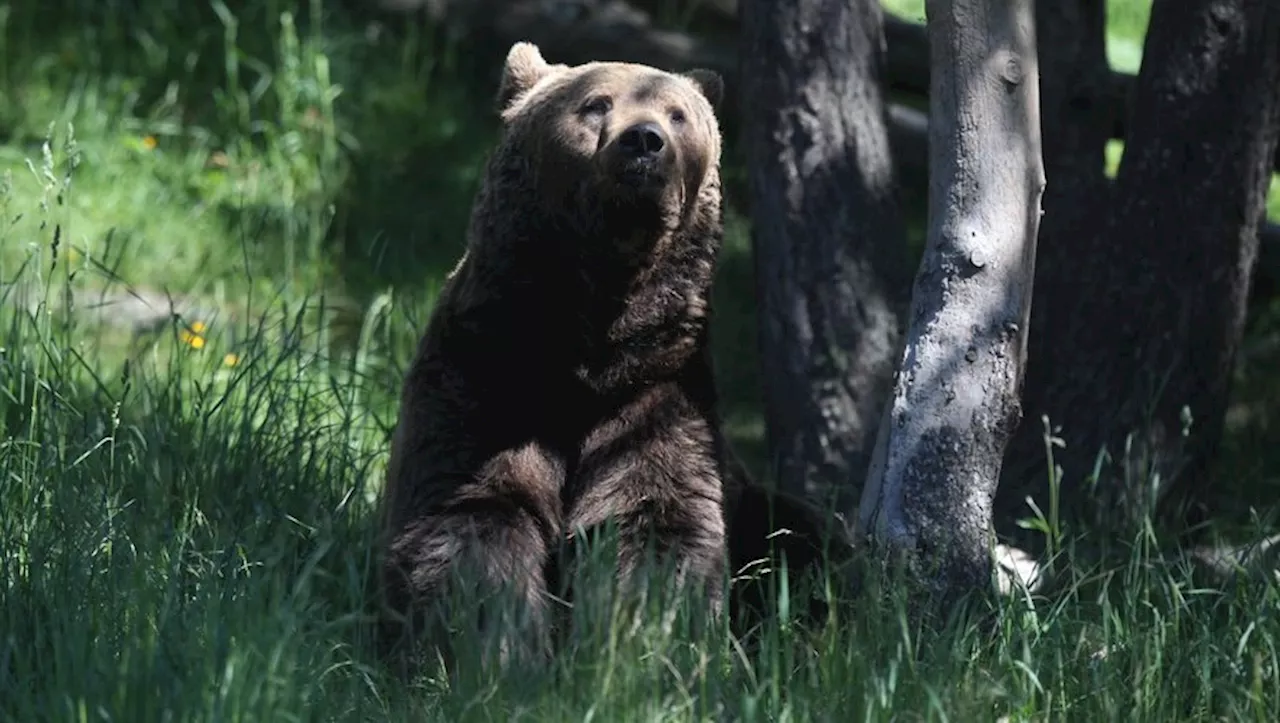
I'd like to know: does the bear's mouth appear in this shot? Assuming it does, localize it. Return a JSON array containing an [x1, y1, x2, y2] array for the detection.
[[616, 158, 665, 190]]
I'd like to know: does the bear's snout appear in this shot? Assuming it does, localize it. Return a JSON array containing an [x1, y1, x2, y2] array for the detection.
[[617, 122, 667, 160], [602, 119, 677, 195]]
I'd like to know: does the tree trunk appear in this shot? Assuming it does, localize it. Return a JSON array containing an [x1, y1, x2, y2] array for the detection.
[[1031, 0, 1112, 217], [857, 0, 1045, 599], [996, 0, 1115, 532], [740, 0, 912, 511], [1002, 0, 1280, 533]]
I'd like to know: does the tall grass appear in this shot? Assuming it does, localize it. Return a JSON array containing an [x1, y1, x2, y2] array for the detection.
[[0, 0, 1278, 720]]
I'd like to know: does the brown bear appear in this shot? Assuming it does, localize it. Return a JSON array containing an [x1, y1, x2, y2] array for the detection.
[[376, 41, 853, 675], [377, 41, 732, 672]]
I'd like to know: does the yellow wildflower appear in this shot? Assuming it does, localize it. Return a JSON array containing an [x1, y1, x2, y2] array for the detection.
[[142, 135, 157, 151], [179, 321, 207, 350], [222, 353, 240, 367]]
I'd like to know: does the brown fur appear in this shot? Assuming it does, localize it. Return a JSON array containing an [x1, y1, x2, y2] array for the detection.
[[721, 457, 857, 636], [377, 42, 734, 674]]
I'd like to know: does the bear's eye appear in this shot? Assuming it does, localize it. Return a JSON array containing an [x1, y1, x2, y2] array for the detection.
[[580, 97, 612, 117], [669, 108, 687, 125]]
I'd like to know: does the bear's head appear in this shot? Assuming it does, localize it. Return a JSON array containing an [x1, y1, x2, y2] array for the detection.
[[494, 42, 724, 234]]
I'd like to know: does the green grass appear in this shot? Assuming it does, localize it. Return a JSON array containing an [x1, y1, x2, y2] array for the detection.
[[2, 0, 1280, 719]]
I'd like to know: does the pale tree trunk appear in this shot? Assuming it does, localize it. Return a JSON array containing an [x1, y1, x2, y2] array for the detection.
[[858, 0, 1045, 598], [1001, 0, 1280, 534], [996, 0, 1114, 533], [740, 0, 911, 511]]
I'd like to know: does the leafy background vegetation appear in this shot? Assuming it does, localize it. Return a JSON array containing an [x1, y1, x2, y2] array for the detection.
[[2, 0, 1278, 719]]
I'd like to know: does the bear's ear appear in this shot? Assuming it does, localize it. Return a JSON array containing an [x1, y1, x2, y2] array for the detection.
[[684, 69, 724, 110], [498, 42, 554, 111]]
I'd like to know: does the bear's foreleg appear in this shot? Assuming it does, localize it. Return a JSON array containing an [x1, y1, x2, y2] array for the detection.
[[380, 443, 563, 676], [567, 410, 727, 621]]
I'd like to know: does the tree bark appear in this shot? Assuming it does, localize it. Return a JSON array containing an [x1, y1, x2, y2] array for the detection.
[[996, 0, 1115, 531], [858, 0, 1044, 598], [1001, 0, 1280, 532], [740, 0, 912, 509]]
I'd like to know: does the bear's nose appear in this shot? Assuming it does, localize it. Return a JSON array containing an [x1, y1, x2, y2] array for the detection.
[[617, 122, 667, 159]]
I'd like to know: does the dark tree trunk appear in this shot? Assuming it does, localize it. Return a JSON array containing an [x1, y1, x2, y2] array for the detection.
[[858, 0, 1045, 601], [740, 0, 912, 511], [1032, 0, 1112, 207], [996, 0, 1115, 531], [1003, 0, 1280, 533]]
